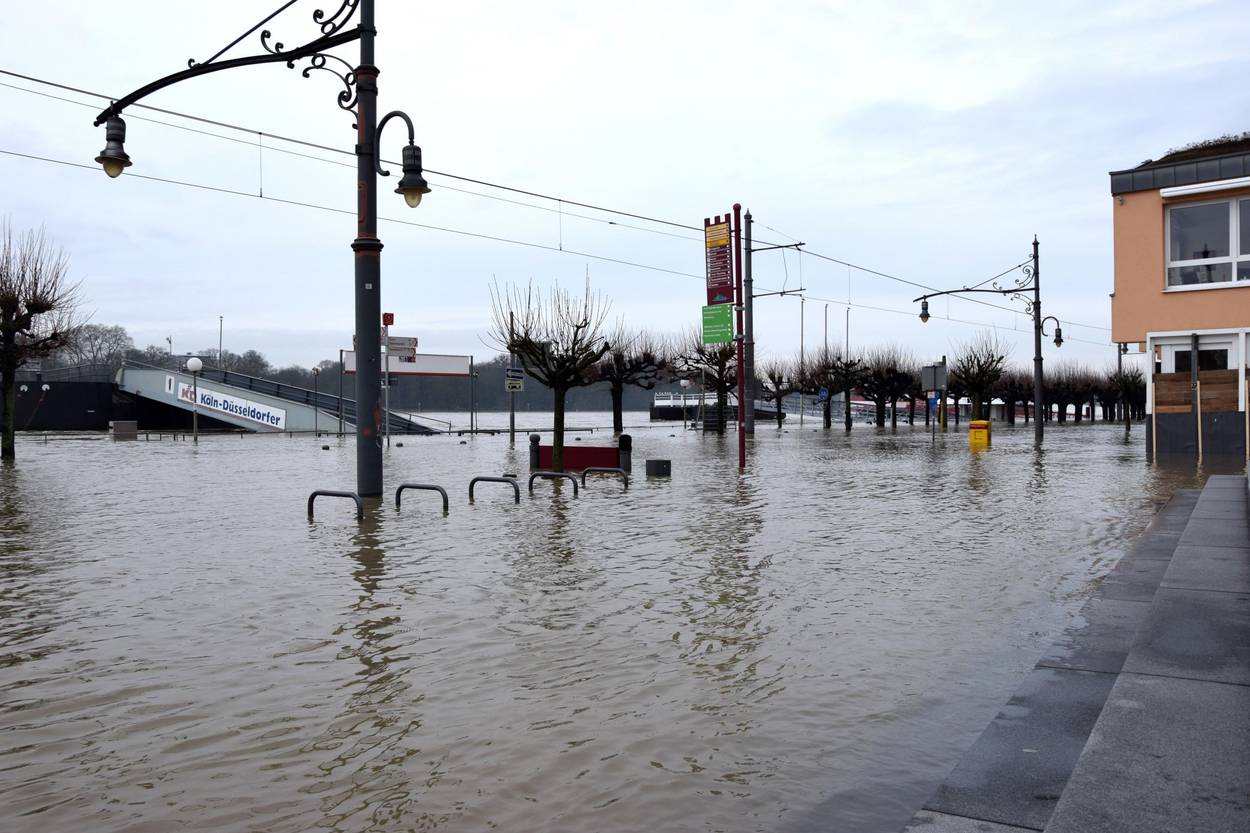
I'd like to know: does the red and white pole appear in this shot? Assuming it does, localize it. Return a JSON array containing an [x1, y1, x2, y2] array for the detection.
[[733, 203, 745, 470]]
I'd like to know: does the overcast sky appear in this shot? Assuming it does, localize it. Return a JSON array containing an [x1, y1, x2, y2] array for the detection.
[[2, 0, 1248, 372]]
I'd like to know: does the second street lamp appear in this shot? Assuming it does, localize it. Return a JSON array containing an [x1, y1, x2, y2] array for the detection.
[[91, 1, 427, 498], [914, 236, 1060, 445]]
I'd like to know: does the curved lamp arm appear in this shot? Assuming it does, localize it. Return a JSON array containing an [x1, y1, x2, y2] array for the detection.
[[1040, 315, 1060, 336], [375, 110, 415, 176]]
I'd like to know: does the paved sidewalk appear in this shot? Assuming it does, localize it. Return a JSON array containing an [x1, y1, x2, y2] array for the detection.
[[901, 474, 1249, 832]]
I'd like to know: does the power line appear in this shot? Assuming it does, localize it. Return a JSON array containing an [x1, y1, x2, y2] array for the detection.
[[0, 66, 1112, 333]]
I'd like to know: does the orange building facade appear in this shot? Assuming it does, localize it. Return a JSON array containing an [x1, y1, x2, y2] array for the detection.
[[1109, 138, 1250, 457]]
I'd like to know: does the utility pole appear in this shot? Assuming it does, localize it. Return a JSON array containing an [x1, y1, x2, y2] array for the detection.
[[799, 295, 805, 428], [744, 211, 755, 436], [338, 348, 345, 435], [218, 315, 223, 367], [509, 310, 516, 445], [824, 304, 829, 352]]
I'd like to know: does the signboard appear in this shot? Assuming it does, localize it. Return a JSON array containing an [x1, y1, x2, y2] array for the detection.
[[818, 387, 829, 402], [921, 363, 948, 392], [343, 351, 472, 376], [702, 304, 733, 344], [504, 367, 524, 381], [176, 382, 286, 430], [704, 217, 734, 305], [386, 336, 418, 351], [505, 379, 524, 392], [382, 312, 395, 326]]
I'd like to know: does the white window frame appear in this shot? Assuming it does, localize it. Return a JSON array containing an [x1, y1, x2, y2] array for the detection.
[[1163, 196, 1250, 292]]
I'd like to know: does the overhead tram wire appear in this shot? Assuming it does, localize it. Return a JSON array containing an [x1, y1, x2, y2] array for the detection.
[[0, 66, 1112, 334], [2, 144, 1112, 347]]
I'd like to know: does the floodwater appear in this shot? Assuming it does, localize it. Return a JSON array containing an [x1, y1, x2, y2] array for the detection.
[[0, 415, 1236, 833]]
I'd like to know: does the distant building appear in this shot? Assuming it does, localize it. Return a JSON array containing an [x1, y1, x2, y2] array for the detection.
[[1109, 135, 1250, 457]]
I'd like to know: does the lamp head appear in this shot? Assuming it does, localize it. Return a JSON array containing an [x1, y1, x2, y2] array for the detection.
[[95, 115, 132, 178], [186, 357, 203, 373], [919, 299, 930, 323], [41, 384, 50, 392], [1053, 327, 1064, 348], [395, 143, 431, 208]]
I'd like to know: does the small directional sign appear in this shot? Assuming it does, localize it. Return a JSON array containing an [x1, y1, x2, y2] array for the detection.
[[505, 378, 524, 392], [504, 366, 524, 381], [702, 303, 733, 344]]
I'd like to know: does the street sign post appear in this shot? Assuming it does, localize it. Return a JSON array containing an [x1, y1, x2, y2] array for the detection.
[[702, 304, 733, 344]]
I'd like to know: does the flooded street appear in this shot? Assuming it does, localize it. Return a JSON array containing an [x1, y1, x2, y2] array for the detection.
[[0, 416, 1232, 832]]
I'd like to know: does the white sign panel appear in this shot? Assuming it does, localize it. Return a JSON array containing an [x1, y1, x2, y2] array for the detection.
[[342, 351, 472, 377], [177, 382, 287, 430]]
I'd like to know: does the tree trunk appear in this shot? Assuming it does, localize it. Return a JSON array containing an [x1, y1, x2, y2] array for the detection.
[[890, 397, 898, 429], [1, 343, 15, 461], [1023, 399, 1029, 423], [823, 397, 832, 429], [715, 388, 727, 434], [844, 389, 853, 431], [908, 397, 916, 425], [776, 397, 783, 427], [875, 400, 886, 426], [552, 387, 567, 471], [924, 395, 930, 426], [610, 384, 624, 435], [970, 393, 983, 421]]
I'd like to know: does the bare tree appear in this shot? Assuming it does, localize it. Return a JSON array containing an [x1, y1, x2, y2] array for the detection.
[[805, 346, 866, 430], [860, 344, 914, 428], [491, 280, 610, 471], [674, 328, 737, 434], [0, 223, 81, 459], [759, 359, 798, 427], [63, 323, 133, 367], [950, 331, 1008, 421], [595, 327, 666, 435]]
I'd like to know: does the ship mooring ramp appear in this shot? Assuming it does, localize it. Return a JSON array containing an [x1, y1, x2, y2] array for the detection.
[[118, 364, 436, 434]]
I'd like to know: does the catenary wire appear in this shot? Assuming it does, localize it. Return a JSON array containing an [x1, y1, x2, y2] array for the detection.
[[0, 67, 1113, 333]]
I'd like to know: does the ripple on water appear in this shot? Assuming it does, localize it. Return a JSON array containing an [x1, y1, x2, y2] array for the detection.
[[0, 418, 1230, 832]]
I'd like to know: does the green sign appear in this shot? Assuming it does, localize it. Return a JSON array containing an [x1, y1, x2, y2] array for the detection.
[[702, 303, 734, 344]]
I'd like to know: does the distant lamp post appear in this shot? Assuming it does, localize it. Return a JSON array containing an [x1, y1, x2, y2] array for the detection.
[[186, 356, 203, 444], [915, 236, 1061, 444], [91, 1, 427, 497], [312, 366, 321, 437]]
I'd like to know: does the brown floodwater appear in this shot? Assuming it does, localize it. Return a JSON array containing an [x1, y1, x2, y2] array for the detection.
[[0, 416, 1236, 832]]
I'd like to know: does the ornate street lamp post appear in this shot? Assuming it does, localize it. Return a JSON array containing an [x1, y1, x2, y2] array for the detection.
[[92, 0, 427, 497], [914, 236, 1062, 445]]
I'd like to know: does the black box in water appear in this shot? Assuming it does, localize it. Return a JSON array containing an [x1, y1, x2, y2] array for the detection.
[[645, 459, 671, 477]]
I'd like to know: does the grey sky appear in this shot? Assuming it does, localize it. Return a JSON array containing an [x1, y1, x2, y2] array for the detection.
[[2, 0, 1248, 371]]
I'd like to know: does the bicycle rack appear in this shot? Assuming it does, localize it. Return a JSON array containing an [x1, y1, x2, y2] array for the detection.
[[307, 489, 363, 521], [528, 471, 579, 497], [395, 483, 449, 514], [580, 467, 629, 489], [469, 476, 521, 504]]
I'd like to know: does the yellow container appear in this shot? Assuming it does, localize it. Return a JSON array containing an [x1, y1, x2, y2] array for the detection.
[[969, 419, 991, 448]]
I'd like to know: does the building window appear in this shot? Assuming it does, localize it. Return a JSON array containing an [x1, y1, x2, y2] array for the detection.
[[1173, 348, 1229, 373], [1165, 198, 1250, 288]]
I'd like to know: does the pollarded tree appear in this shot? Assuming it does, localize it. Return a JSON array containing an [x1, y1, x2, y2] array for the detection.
[[675, 328, 737, 434], [860, 345, 915, 428], [491, 280, 611, 471], [994, 368, 1033, 424], [951, 331, 1008, 421], [1108, 366, 1145, 431], [0, 223, 81, 460], [595, 327, 666, 435], [760, 359, 799, 427], [807, 346, 865, 430]]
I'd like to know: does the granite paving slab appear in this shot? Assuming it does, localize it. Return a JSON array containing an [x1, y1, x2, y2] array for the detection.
[[1036, 598, 1151, 674], [1178, 518, 1248, 548], [922, 667, 1116, 831], [1120, 586, 1250, 685], [1044, 673, 1250, 833], [1161, 544, 1250, 594]]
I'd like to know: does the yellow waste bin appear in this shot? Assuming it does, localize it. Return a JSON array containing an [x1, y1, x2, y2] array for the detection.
[[969, 419, 991, 449]]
